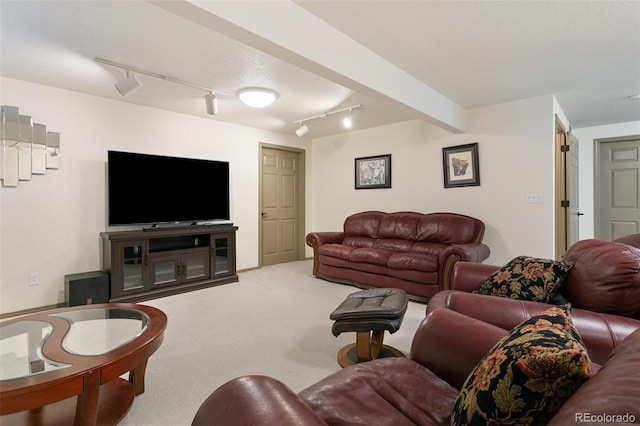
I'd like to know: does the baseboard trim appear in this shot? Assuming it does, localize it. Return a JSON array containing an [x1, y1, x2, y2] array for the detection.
[[1, 303, 65, 320]]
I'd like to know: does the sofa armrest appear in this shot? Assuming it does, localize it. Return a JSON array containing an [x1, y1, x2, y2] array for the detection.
[[448, 261, 499, 292], [410, 308, 508, 389], [306, 232, 345, 275], [439, 244, 491, 290], [192, 376, 327, 426], [427, 290, 640, 365], [305, 232, 345, 248]]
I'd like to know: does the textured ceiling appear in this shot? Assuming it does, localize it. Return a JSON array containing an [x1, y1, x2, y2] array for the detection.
[[1, 0, 639, 138]]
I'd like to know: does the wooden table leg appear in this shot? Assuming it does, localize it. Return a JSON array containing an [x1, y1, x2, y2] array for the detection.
[[74, 372, 100, 426], [356, 330, 385, 362], [128, 360, 148, 396]]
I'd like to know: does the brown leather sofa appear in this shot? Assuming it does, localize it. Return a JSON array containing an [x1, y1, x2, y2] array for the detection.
[[306, 211, 490, 302], [448, 238, 640, 319], [192, 298, 640, 426]]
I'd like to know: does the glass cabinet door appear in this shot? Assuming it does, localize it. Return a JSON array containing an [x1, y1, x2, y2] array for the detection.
[[149, 255, 179, 287], [212, 236, 230, 275], [181, 251, 210, 283], [120, 242, 145, 291]]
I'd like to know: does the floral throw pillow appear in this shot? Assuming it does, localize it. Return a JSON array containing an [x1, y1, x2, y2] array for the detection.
[[451, 305, 591, 426], [473, 256, 574, 303]]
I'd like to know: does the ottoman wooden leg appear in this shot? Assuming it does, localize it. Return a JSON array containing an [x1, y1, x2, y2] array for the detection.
[[356, 330, 384, 362]]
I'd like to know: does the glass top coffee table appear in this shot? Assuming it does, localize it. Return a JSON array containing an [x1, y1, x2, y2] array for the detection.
[[0, 303, 167, 426]]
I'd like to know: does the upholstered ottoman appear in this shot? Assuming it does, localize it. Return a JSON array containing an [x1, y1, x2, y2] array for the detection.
[[330, 288, 408, 367]]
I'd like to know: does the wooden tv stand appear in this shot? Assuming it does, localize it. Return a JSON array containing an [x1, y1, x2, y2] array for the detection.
[[101, 224, 238, 303]]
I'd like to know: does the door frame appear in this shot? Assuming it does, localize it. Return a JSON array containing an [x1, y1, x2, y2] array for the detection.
[[594, 134, 640, 239], [554, 115, 570, 258], [258, 143, 306, 267]]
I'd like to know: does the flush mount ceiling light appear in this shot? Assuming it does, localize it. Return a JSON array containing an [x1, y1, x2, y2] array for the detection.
[[115, 69, 142, 96], [238, 88, 278, 108], [293, 104, 361, 138], [95, 57, 226, 115]]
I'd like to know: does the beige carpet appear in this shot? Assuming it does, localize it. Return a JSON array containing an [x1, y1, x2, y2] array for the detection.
[[119, 259, 427, 425]]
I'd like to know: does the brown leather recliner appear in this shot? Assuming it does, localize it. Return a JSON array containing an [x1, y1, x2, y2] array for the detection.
[[192, 298, 640, 426], [614, 232, 640, 249], [448, 238, 640, 319]]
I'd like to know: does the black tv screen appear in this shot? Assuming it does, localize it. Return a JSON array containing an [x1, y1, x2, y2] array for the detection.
[[107, 151, 230, 226]]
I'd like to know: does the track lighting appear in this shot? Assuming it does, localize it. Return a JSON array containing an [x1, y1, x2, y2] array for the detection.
[[205, 93, 218, 115], [293, 104, 361, 137], [342, 109, 353, 128], [238, 88, 278, 108], [96, 57, 226, 115], [115, 70, 142, 96], [295, 124, 309, 137]]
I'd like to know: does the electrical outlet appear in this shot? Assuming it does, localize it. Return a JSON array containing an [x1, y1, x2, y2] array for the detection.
[[29, 272, 39, 286], [525, 192, 543, 203]]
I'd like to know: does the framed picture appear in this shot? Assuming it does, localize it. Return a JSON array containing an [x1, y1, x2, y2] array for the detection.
[[355, 154, 391, 189], [442, 143, 480, 188]]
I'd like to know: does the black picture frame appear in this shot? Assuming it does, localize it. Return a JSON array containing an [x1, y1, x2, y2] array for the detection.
[[442, 143, 480, 188], [355, 154, 392, 189]]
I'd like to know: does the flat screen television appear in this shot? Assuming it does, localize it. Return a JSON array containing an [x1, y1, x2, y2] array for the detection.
[[107, 150, 230, 226]]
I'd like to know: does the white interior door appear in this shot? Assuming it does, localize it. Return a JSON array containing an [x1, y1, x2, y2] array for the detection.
[[596, 137, 640, 240]]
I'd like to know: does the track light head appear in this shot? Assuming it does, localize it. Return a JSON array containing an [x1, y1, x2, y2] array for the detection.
[[342, 108, 354, 128], [205, 93, 218, 115], [115, 70, 142, 96], [295, 124, 309, 137]]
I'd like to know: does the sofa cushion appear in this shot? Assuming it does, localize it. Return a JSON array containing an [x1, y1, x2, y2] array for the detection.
[[349, 248, 392, 266], [300, 357, 459, 426], [344, 211, 384, 238], [411, 242, 448, 256], [451, 305, 591, 426], [473, 256, 573, 303], [378, 212, 422, 240], [343, 236, 376, 248], [416, 213, 482, 244], [388, 252, 438, 272], [317, 244, 354, 261], [374, 238, 415, 252]]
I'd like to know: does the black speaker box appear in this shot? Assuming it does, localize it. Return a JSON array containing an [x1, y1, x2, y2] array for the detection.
[[65, 271, 110, 307]]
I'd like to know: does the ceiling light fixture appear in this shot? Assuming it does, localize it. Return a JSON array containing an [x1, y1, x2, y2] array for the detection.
[[295, 124, 309, 137], [115, 69, 142, 96], [293, 104, 361, 137], [95, 57, 226, 114], [342, 108, 354, 128], [238, 88, 278, 108], [205, 92, 218, 115]]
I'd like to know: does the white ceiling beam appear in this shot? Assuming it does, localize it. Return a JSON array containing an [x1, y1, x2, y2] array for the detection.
[[150, 0, 466, 133]]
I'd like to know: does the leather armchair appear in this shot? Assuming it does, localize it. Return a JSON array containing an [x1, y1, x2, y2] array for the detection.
[[192, 298, 640, 425], [614, 232, 640, 248], [449, 238, 640, 319]]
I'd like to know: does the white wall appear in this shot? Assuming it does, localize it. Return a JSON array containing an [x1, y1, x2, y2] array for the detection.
[[310, 95, 558, 265], [573, 121, 640, 239], [0, 77, 310, 313]]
